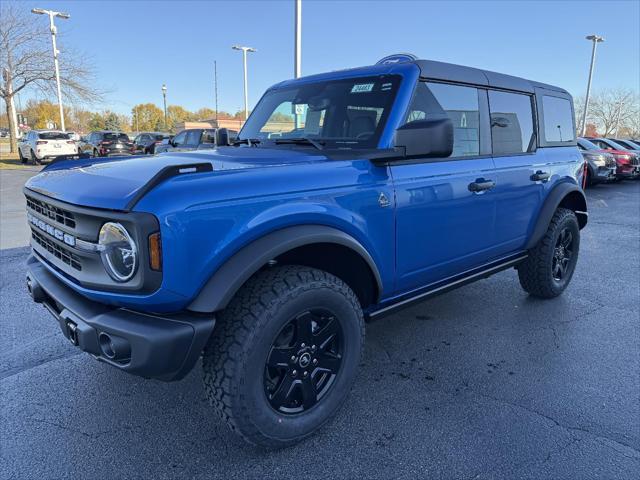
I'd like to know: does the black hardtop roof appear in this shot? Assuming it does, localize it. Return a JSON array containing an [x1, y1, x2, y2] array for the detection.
[[414, 59, 570, 96]]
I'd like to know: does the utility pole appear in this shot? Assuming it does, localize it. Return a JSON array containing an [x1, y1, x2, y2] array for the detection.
[[581, 34, 604, 136], [214, 60, 219, 125], [32, 8, 69, 132], [232, 45, 256, 121]]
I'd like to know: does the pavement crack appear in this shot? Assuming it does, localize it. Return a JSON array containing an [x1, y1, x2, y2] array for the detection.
[[0, 350, 82, 381], [467, 389, 640, 456]]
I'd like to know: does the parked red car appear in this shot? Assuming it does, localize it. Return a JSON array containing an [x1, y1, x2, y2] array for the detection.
[[586, 137, 640, 179]]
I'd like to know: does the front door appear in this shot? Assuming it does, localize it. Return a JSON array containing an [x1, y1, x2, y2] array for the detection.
[[391, 81, 497, 294]]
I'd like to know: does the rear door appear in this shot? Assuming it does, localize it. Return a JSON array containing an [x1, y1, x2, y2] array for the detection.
[[391, 81, 497, 293], [489, 90, 545, 255]]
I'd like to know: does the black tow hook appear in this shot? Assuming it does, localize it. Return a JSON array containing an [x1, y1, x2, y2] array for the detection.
[[66, 320, 79, 346]]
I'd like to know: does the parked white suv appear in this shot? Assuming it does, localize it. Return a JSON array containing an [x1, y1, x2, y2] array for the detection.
[[19, 130, 78, 164]]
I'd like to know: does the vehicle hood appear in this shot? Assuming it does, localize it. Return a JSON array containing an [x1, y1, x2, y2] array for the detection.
[[25, 147, 330, 211]]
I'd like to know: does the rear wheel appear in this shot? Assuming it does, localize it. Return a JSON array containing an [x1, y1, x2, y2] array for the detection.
[[18, 148, 26, 164], [517, 208, 580, 298], [202, 265, 364, 448], [30, 150, 41, 165]]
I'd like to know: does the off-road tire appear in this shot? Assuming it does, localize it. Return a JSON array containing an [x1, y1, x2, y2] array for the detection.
[[202, 265, 365, 448], [517, 208, 580, 298]]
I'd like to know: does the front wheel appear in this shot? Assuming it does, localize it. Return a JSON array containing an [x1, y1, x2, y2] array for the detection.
[[517, 208, 580, 298], [202, 265, 364, 448]]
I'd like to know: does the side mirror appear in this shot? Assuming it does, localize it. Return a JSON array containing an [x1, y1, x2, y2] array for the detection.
[[394, 116, 453, 158], [216, 128, 231, 146]]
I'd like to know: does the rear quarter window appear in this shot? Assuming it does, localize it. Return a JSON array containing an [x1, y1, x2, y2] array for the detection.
[[542, 96, 575, 143]]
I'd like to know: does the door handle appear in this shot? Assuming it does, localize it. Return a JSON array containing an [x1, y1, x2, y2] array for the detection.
[[468, 179, 496, 193], [531, 170, 550, 182]]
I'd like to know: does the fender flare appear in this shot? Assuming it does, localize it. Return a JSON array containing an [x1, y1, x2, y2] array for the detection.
[[187, 225, 383, 313], [525, 182, 587, 250]]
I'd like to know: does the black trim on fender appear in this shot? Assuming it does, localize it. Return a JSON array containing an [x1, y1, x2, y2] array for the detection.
[[125, 162, 213, 211], [525, 182, 587, 250], [369, 252, 528, 319], [187, 225, 383, 313]]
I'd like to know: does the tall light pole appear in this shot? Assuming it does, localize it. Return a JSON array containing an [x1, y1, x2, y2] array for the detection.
[[294, 0, 301, 79], [161, 84, 168, 130], [232, 45, 256, 120], [294, 0, 302, 128], [32, 8, 70, 131], [581, 34, 604, 136]]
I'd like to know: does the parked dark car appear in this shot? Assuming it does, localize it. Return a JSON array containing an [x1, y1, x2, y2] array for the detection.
[[585, 137, 640, 179], [610, 138, 640, 152], [577, 138, 617, 185], [78, 131, 133, 157], [132, 132, 172, 154], [154, 128, 237, 154]]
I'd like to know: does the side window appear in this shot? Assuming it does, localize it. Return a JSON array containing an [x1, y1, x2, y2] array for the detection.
[[201, 130, 216, 144], [488, 90, 535, 155], [542, 96, 575, 143], [405, 82, 481, 157], [172, 131, 187, 146], [185, 130, 201, 145]]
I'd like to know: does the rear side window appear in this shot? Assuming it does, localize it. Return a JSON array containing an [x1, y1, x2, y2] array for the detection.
[[488, 90, 535, 155], [542, 96, 575, 143], [201, 130, 217, 144], [38, 131, 70, 140], [406, 82, 480, 157]]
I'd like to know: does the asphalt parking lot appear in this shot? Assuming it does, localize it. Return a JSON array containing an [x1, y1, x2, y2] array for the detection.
[[0, 169, 638, 479]]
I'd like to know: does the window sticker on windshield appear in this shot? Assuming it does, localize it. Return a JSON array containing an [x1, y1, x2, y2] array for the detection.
[[351, 83, 374, 93]]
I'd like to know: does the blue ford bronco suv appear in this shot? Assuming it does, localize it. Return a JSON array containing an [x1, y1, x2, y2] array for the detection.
[[24, 54, 587, 447]]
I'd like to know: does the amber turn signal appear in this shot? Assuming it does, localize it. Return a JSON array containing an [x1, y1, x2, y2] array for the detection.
[[148, 232, 162, 271]]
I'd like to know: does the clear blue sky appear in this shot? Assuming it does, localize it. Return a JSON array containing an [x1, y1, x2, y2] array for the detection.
[[23, 0, 640, 116]]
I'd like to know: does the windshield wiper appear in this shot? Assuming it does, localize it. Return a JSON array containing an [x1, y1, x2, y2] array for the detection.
[[233, 138, 261, 146], [274, 137, 325, 150]]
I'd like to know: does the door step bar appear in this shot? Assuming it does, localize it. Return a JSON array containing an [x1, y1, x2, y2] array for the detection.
[[369, 253, 528, 319]]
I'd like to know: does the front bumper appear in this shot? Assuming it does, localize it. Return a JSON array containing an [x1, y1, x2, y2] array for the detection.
[[26, 255, 215, 381], [593, 166, 617, 183]]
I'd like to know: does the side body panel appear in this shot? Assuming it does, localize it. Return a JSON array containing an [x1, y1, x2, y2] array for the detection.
[[390, 157, 498, 293]]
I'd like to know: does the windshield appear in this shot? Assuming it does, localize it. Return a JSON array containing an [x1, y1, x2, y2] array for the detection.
[[104, 133, 130, 141], [616, 139, 640, 150], [239, 75, 402, 149], [38, 131, 70, 140], [578, 138, 599, 150]]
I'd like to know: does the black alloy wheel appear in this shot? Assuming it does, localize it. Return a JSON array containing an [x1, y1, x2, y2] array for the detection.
[[552, 227, 574, 282], [264, 309, 343, 414]]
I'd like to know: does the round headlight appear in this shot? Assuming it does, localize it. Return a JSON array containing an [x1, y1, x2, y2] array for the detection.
[[98, 222, 137, 282]]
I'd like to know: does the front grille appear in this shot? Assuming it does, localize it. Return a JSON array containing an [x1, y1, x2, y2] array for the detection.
[[605, 156, 616, 168], [31, 229, 82, 271], [630, 155, 640, 166], [26, 195, 76, 229]]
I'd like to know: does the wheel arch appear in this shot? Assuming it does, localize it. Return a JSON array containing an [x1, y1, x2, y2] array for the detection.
[[525, 182, 587, 250], [187, 225, 383, 313]]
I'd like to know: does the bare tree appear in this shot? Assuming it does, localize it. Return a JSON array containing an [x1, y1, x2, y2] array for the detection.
[[577, 88, 640, 137], [0, 3, 102, 152]]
